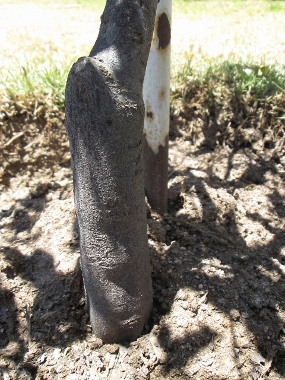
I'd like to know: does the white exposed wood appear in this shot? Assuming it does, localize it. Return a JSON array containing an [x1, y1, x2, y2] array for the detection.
[[143, 0, 172, 154]]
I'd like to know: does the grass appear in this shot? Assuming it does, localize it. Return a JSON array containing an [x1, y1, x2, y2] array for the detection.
[[2, 56, 285, 111], [0, 57, 70, 107], [172, 58, 285, 102], [170, 55, 285, 157], [1, 0, 285, 111], [0, 0, 104, 103], [173, 0, 285, 16], [1, 0, 106, 10]]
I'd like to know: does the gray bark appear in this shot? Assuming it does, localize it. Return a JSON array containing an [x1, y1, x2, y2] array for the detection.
[[65, 0, 157, 343]]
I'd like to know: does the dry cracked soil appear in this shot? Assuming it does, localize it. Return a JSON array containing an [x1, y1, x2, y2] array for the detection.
[[1, 98, 285, 379]]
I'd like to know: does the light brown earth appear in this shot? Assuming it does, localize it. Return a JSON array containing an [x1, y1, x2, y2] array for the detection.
[[1, 2, 285, 379]]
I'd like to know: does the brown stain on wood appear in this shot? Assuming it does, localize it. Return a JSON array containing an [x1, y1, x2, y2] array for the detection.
[[146, 111, 154, 119], [159, 87, 166, 99], [157, 13, 171, 49]]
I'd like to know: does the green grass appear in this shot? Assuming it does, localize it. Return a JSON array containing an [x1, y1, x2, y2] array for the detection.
[[268, 1, 285, 12], [1, 0, 285, 108], [0, 57, 71, 107], [2, 55, 285, 115], [3, 56, 285, 114], [172, 58, 285, 106]]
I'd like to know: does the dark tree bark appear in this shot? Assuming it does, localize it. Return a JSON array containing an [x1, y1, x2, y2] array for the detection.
[[65, 0, 157, 343]]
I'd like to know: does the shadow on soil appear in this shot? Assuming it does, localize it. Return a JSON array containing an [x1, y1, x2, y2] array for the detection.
[[1, 142, 285, 377], [0, 190, 86, 378], [148, 143, 285, 377]]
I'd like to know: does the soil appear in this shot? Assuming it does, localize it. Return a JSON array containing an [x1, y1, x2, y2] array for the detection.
[[1, 92, 285, 380], [1, 3, 285, 380]]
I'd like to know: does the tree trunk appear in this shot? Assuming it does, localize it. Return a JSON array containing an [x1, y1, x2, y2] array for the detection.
[[65, 0, 157, 343], [143, 0, 171, 215]]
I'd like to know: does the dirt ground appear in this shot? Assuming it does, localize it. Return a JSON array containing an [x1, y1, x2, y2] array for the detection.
[[1, 94, 285, 379], [1, 2, 285, 380]]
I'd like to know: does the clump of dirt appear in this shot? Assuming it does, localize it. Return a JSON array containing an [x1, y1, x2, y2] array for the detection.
[[1, 93, 285, 379], [170, 65, 285, 163], [0, 95, 69, 189]]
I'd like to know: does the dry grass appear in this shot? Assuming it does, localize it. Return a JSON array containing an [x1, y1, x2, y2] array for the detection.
[[1, 1, 285, 82], [1, 1, 285, 156], [1, 1, 285, 148], [172, 1, 285, 71], [0, 3, 101, 83]]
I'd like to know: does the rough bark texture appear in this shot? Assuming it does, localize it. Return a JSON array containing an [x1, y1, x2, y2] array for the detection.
[[65, 0, 157, 343]]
